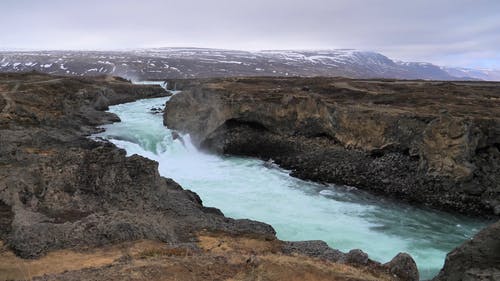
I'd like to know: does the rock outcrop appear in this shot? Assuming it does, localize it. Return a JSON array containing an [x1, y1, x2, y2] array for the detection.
[[385, 253, 420, 281], [164, 77, 500, 216], [434, 220, 500, 281]]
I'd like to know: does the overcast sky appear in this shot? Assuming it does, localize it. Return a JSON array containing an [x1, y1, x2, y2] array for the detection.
[[1, 0, 499, 68]]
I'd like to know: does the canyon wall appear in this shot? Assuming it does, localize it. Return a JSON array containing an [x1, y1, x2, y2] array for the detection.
[[164, 77, 500, 216]]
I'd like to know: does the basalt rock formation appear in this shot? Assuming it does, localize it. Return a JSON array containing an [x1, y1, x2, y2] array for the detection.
[[164, 77, 500, 217], [0, 73, 411, 281]]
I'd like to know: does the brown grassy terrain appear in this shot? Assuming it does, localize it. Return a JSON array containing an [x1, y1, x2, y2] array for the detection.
[[0, 234, 397, 281], [185, 77, 500, 119]]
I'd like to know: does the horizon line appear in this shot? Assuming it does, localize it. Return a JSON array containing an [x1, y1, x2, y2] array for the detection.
[[0, 46, 498, 71]]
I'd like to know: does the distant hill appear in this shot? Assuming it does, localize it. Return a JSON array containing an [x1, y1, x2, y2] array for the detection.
[[440, 66, 500, 81], [0, 48, 497, 81]]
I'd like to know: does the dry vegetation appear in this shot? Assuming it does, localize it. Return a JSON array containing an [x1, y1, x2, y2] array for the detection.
[[0, 234, 397, 281]]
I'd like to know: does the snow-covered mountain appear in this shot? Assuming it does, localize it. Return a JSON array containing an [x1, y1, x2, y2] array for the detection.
[[395, 61, 457, 80], [0, 48, 496, 81], [441, 66, 500, 81]]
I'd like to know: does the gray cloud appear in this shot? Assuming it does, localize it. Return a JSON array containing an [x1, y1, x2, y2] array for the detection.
[[1, 0, 499, 68]]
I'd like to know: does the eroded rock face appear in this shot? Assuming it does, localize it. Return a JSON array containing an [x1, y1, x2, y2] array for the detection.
[[4, 144, 274, 258], [164, 86, 335, 146], [420, 114, 480, 181], [433, 220, 500, 281], [164, 77, 500, 216]]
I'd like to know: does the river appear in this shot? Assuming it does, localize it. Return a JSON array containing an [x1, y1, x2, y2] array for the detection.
[[93, 94, 488, 280]]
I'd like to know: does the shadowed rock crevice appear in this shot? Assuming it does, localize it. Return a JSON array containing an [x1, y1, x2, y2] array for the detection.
[[224, 118, 269, 131], [0, 200, 13, 239]]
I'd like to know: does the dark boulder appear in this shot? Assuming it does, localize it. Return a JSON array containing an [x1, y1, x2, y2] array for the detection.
[[346, 249, 369, 265], [282, 240, 345, 262], [384, 253, 419, 281], [433, 220, 500, 281]]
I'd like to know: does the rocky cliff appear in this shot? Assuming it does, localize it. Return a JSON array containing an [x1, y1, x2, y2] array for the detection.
[[0, 73, 412, 281], [164, 77, 500, 216]]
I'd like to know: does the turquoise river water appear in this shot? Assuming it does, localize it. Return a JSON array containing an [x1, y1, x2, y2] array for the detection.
[[94, 95, 489, 280]]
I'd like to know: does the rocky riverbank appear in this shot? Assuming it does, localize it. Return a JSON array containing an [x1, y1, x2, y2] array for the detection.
[[0, 73, 414, 281], [164, 77, 500, 217]]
